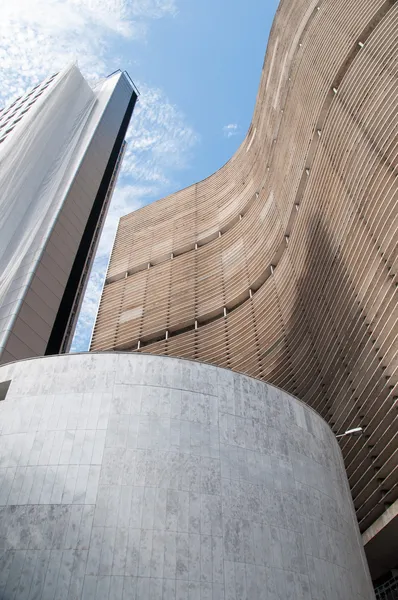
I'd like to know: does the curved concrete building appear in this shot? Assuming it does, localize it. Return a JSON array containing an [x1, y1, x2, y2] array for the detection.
[[0, 353, 374, 598], [91, 0, 398, 569]]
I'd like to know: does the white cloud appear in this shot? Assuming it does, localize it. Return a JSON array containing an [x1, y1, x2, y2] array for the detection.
[[223, 123, 239, 138], [98, 184, 156, 256], [0, 0, 199, 352], [0, 0, 177, 102], [95, 85, 199, 261], [122, 84, 198, 184]]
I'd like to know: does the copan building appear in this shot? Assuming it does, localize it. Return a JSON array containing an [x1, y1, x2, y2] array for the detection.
[[92, 0, 398, 593]]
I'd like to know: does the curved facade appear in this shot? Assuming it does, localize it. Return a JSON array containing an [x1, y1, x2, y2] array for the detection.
[[0, 353, 374, 599], [92, 0, 398, 539]]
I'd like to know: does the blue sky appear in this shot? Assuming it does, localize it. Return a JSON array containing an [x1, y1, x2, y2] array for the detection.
[[0, 0, 279, 351]]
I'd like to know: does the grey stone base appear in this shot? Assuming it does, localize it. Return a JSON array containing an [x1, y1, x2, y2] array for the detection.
[[0, 353, 374, 599]]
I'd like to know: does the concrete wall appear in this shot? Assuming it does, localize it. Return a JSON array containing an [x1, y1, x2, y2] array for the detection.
[[0, 353, 374, 599]]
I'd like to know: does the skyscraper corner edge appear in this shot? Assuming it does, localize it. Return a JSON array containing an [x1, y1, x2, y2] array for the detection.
[[0, 65, 138, 365], [45, 75, 138, 356]]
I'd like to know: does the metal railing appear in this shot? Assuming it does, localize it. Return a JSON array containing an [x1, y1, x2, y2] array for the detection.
[[375, 571, 398, 600]]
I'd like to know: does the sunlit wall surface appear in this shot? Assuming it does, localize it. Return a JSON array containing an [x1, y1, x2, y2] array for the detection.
[[0, 65, 137, 364]]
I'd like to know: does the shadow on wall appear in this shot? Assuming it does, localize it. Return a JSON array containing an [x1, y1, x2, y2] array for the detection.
[[267, 213, 393, 531]]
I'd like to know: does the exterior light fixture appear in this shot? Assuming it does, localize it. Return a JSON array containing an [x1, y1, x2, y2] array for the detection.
[[336, 427, 363, 438]]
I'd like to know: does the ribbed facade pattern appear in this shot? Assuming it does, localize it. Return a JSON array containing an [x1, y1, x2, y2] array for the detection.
[[91, 0, 398, 533]]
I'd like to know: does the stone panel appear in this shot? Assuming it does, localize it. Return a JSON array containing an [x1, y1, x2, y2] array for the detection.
[[0, 353, 374, 598]]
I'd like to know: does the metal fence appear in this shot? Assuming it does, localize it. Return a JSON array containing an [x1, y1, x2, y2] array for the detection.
[[375, 572, 398, 600]]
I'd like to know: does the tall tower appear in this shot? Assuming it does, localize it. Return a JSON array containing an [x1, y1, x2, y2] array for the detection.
[[91, 0, 398, 586], [0, 64, 138, 364]]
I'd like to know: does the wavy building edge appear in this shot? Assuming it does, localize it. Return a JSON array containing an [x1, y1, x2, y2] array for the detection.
[[91, 0, 398, 584], [0, 352, 375, 599]]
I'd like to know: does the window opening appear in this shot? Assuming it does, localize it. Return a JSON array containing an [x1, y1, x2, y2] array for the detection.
[[0, 380, 11, 401]]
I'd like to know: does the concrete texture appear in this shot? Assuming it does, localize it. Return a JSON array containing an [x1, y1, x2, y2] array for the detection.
[[0, 352, 374, 599]]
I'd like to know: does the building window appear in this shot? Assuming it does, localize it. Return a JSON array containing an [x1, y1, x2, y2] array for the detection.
[[0, 380, 11, 401]]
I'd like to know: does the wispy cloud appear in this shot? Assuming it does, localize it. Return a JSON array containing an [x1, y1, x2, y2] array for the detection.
[[0, 0, 198, 352], [122, 83, 198, 184], [0, 0, 177, 100], [223, 123, 239, 138], [98, 185, 154, 256]]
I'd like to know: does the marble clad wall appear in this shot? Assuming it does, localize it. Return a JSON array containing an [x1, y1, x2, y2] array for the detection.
[[0, 353, 374, 599]]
